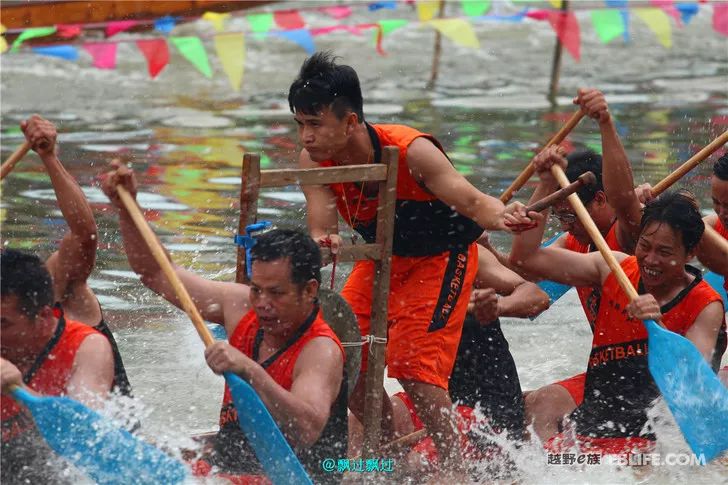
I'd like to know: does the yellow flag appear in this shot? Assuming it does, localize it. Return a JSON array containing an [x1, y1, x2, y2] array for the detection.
[[634, 8, 672, 48], [428, 18, 480, 48], [417, 1, 441, 22], [1, 24, 7, 54], [203, 11, 231, 33], [549, 0, 563, 8], [214, 33, 245, 91]]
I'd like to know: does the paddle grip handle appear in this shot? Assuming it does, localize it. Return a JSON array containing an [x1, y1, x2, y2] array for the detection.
[[117, 186, 216, 348], [500, 110, 585, 203], [526, 171, 596, 213], [0, 141, 32, 180], [652, 130, 728, 197]]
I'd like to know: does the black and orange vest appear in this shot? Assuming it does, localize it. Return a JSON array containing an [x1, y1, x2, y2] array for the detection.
[[571, 256, 725, 439], [213, 307, 347, 483], [714, 218, 728, 293], [319, 123, 483, 257], [564, 222, 623, 330]]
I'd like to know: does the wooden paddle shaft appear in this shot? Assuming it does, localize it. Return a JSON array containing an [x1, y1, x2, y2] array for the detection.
[[526, 171, 596, 213], [652, 130, 728, 197], [117, 186, 216, 348], [500, 110, 585, 203], [0, 141, 32, 180], [551, 165, 639, 301]]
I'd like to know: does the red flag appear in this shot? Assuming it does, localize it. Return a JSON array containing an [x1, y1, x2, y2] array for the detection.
[[714, 3, 728, 37], [57, 24, 82, 38], [547, 10, 580, 61], [274, 10, 305, 30], [136, 39, 169, 78]]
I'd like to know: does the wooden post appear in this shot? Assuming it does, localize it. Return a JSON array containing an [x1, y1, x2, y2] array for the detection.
[[361, 147, 399, 456], [426, 0, 446, 90], [547, 0, 569, 107], [237, 153, 260, 284]]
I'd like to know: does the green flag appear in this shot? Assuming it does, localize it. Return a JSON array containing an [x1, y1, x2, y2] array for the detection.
[[247, 13, 274, 34], [171, 36, 212, 78], [11, 26, 57, 51], [590, 10, 625, 44], [461, 1, 491, 17]]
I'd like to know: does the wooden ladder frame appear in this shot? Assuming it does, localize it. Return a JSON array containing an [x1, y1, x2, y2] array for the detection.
[[236, 147, 400, 454]]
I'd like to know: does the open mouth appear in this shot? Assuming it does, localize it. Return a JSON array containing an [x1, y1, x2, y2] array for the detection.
[[642, 267, 661, 279]]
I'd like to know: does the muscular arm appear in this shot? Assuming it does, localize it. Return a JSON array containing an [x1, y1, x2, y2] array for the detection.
[[696, 215, 728, 276], [684, 301, 725, 364], [65, 334, 114, 410], [406, 138, 507, 231], [299, 150, 339, 240]]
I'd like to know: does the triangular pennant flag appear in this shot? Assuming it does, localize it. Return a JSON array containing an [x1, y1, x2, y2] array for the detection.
[[321, 6, 353, 20], [675, 3, 699, 25], [1, 24, 7, 54], [171, 36, 212, 78], [428, 18, 480, 48], [11, 26, 57, 51], [650, 0, 682, 25], [605, 0, 631, 41], [213, 33, 244, 91], [84, 42, 117, 69], [247, 13, 274, 34], [379, 19, 408, 36], [32, 45, 78, 60], [590, 9, 624, 44], [549, 0, 563, 8], [276, 29, 315, 54], [136, 39, 170, 78], [369, 2, 397, 11], [714, 3, 728, 37], [417, 1, 441, 22], [274, 10, 305, 30], [106, 20, 139, 37], [634, 8, 672, 47], [461, 1, 490, 17], [154, 15, 177, 34], [57, 24, 82, 38], [546, 10, 580, 60], [202, 11, 230, 33]]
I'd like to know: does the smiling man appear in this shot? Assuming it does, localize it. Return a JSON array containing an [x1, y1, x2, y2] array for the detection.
[[101, 163, 347, 483], [287, 51, 529, 475]]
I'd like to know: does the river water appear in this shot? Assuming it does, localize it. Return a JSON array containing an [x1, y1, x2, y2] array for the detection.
[[1, 1, 727, 483]]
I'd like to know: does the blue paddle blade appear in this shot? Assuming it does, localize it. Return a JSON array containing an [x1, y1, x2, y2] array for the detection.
[[704, 271, 727, 306], [224, 371, 313, 485], [643, 319, 728, 462], [536, 233, 572, 306], [11, 388, 188, 484]]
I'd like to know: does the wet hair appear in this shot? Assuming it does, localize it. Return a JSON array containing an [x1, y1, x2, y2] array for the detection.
[[0, 249, 54, 318], [565, 150, 604, 204], [288, 51, 365, 122], [714, 152, 728, 181], [640, 190, 704, 252], [250, 229, 322, 285]]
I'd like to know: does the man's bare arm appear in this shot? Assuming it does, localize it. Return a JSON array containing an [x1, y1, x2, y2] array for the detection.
[[66, 334, 114, 410]]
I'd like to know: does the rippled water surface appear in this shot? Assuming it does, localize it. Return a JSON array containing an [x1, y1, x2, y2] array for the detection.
[[2, 2, 727, 483]]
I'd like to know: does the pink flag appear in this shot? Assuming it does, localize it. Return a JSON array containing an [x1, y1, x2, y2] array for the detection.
[[320, 6, 352, 20], [650, 0, 682, 26], [84, 42, 117, 69], [136, 39, 169, 78], [106, 20, 140, 37], [274, 10, 305, 30], [547, 10, 580, 61], [57, 24, 82, 38], [714, 3, 728, 37]]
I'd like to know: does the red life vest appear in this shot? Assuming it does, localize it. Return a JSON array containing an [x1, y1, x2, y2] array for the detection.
[[572, 256, 725, 439], [319, 123, 482, 257], [1, 316, 102, 444], [564, 222, 623, 330]]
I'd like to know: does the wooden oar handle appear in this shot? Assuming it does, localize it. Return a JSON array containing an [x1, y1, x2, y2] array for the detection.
[[551, 165, 639, 301], [116, 186, 216, 348], [500, 110, 585, 203], [0, 141, 32, 180], [652, 130, 728, 196], [526, 171, 596, 213]]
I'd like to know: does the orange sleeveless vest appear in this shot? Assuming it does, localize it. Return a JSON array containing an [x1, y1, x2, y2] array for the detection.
[[572, 256, 724, 439], [564, 222, 623, 330], [319, 123, 482, 256]]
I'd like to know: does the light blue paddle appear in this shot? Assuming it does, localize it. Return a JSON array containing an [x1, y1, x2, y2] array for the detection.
[[10, 387, 187, 484], [537, 232, 571, 304], [117, 186, 312, 485], [552, 165, 728, 462]]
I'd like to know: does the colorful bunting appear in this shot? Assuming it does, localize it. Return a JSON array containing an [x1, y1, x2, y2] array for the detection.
[[11, 26, 57, 51], [321, 6, 353, 20], [634, 8, 672, 48], [84, 42, 117, 69], [202, 12, 230, 33], [57, 24, 82, 39], [214, 33, 244, 91], [0, 24, 7, 54], [170, 36, 212, 78], [417, 1, 441, 22], [549, 0, 563, 8], [546, 11, 580, 60], [605, 0, 631, 42], [106, 20, 139, 37], [274, 10, 305, 30], [650, 0, 682, 25], [32, 45, 78, 60], [154, 15, 177, 34], [676, 3, 699, 25], [590, 9, 625, 44], [714, 2, 728, 37], [462, 1, 490, 17], [276, 29, 316, 54], [247, 13, 274, 34], [379, 18, 409, 36], [428, 18, 480, 48], [368, 2, 397, 11], [136, 39, 170, 78]]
